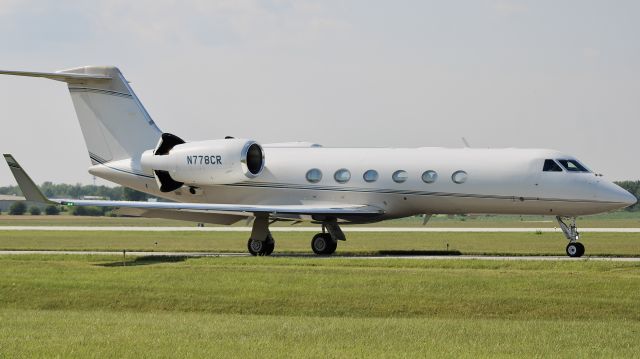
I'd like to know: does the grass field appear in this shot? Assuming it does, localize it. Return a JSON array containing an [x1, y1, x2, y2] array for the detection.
[[1, 210, 640, 228], [0, 255, 639, 358], [1, 213, 639, 357], [1, 230, 640, 257]]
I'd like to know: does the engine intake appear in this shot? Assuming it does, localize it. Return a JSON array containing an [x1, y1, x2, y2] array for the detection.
[[243, 142, 264, 177]]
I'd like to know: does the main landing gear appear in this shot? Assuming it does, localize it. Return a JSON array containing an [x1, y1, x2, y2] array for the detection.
[[311, 222, 345, 256], [311, 233, 337, 255], [247, 215, 275, 256], [246, 215, 346, 256], [556, 216, 585, 258], [247, 232, 275, 256]]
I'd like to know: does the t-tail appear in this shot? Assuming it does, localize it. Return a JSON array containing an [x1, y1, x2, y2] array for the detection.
[[0, 66, 162, 164]]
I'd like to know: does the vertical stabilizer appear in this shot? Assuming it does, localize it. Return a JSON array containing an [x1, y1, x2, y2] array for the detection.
[[60, 66, 162, 164], [0, 66, 163, 164]]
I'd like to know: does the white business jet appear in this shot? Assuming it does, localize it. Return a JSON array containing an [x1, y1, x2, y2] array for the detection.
[[0, 66, 636, 257]]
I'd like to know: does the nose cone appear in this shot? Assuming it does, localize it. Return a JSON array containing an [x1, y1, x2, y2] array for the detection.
[[623, 190, 638, 206], [600, 181, 637, 208]]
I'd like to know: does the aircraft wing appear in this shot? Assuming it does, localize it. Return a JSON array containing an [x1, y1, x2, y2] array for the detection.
[[113, 207, 247, 225], [3, 154, 384, 217]]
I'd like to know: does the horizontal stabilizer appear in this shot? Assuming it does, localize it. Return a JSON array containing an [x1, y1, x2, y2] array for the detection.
[[2, 154, 54, 204], [0, 69, 111, 82]]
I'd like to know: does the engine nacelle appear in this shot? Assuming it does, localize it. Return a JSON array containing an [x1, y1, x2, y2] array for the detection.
[[141, 138, 264, 191]]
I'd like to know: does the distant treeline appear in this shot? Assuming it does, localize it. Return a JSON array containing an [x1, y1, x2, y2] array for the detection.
[[0, 182, 149, 201]]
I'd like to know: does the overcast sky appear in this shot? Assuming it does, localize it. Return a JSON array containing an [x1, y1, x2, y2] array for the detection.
[[1, 0, 639, 186]]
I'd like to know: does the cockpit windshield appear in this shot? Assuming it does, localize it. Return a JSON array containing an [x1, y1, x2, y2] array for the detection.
[[557, 159, 590, 172], [543, 159, 563, 172]]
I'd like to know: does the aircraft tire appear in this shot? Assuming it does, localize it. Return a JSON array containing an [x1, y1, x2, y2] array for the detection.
[[575, 242, 585, 257], [248, 234, 275, 256], [264, 234, 275, 255], [311, 233, 337, 255], [325, 238, 337, 255], [566, 242, 584, 258]]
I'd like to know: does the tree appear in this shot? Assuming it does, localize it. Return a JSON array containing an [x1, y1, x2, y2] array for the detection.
[[71, 206, 104, 216], [29, 206, 41, 215], [9, 202, 27, 215], [44, 205, 60, 215], [0, 185, 20, 195], [123, 187, 148, 201], [37, 182, 126, 201]]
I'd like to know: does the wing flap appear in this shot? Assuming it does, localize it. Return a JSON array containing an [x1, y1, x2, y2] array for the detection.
[[114, 208, 246, 225]]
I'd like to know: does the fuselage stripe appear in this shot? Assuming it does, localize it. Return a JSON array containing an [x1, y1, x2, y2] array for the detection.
[[223, 182, 621, 204], [89, 154, 154, 179], [69, 87, 132, 98]]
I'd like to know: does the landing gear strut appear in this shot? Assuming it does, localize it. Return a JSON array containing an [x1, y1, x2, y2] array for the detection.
[[247, 214, 275, 256], [556, 216, 585, 258], [311, 222, 345, 255]]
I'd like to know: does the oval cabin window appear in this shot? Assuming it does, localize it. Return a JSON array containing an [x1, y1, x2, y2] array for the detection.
[[392, 170, 408, 183], [334, 169, 351, 183], [452, 170, 468, 184], [306, 168, 322, 183], [422, 170, 438, 183], [363, 170, 379, 183]]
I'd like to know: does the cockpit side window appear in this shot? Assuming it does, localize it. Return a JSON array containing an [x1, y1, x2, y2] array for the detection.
[[557, 159, 590, 172], [543, 159, 563, 172]]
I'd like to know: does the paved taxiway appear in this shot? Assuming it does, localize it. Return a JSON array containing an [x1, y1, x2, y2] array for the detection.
[[1, 226, 640, 232], [1, 250, 639, 261]]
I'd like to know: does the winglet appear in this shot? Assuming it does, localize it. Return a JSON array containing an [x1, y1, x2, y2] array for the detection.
[[3, 154, 53, 204]]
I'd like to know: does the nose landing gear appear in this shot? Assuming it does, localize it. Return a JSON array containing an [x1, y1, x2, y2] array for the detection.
[[556, 216, 585, 258], [565, 242, 585, 258]]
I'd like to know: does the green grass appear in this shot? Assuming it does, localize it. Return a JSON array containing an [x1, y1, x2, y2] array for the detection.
[[0, 214, 192, 227], [2, 210, 640, 227], [0, 256, 639, 358], [1, 230, 640, 256]]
